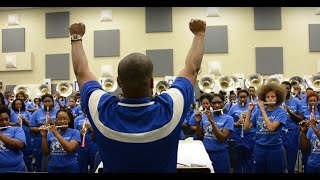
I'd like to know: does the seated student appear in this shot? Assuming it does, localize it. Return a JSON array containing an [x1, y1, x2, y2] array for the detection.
[[0, 105, 26, 173], [40, 108, 81, 173]]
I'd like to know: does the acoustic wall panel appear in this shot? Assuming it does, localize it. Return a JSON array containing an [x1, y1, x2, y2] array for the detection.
[[146, 7, 172, 33], [254, 7, 282, 30], [309, 24, 320, 52], [46, 12, 70, 38], [146, 49, 173, 77], [2, 28, 25, 52], [94, 30, 120, 57], [204, 26, 228, 53], [45, 53, 70, 80], [256, 47, 283, 75], [51, 84, 57, 94]]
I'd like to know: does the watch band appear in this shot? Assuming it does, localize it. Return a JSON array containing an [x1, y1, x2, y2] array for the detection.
[[71, 34, 82, 41]]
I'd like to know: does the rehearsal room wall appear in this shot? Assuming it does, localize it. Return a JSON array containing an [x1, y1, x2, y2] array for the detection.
[[0, 7, 319, 86]]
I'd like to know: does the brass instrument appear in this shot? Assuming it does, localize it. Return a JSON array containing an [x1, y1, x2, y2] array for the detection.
[[218, 76, 234, 92], [198, 75, 215, 93], [101, 77, 117, 93], [56, 81, 73, 97], [230, 76, 241, 90], [13, 85, 30, 97], [155, 81, 170, 94], [245, 74, 263, 89], [309, 74, 320, 92], [290, 75, 305, 95], [36, 84, 50, 96], [264, 75, 281, 85]]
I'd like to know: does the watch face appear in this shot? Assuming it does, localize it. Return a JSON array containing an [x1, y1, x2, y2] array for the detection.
[[72, 34, 81, 40]]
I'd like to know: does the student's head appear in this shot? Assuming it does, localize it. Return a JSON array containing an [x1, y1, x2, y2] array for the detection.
[[16, 92, 26, 100], [68, 96, 76, 107], [306, 91, 319, 108], [256, 83, 285, 106], [199, 93, 212, 110], [211, 93, 225, 110], [292, 85, 301, 94], [281, 81, 291, 97], [0, 105, 10, 127], [41, 93, 54, 110], [117, 53, 153, 98], [248, 86, 256, 97], [34, 97, 41, 105], [56, 108, 73, 129], [237, 89, 249, 105], [305, 87, 314, 96], [12, 98, 26, 112]]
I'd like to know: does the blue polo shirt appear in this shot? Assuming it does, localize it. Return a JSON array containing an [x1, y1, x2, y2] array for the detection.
[[80, 77, 194, 173]]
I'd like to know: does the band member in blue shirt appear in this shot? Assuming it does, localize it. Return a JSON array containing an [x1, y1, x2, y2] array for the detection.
[[244, 83, 287, 173], [195, 93, 234, 173], [40, 108, 81, 173], [0, 105, 26, 173]]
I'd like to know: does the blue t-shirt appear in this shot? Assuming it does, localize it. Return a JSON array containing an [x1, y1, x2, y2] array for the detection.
[[283, 98, 303, 130], [74, 105, 83, 116], [0, 126, 26, 172], [250, 106, 287, 147], [306, 124, 320, 168], [74, 115, 95, 145], [228, 103, 256, 134], [80, 77, 194, 173], [47, 128, 81, 168], [201, 113, 234, 152], [30, 108, 59, 137]]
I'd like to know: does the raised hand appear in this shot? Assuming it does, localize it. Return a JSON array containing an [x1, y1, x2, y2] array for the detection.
[[69, 23, 86, 37], [189, 19, 206, 35]]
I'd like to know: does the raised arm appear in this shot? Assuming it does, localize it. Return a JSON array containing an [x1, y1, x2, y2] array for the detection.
[[177, 19, 206, 87], [69, 23, 97, 89]]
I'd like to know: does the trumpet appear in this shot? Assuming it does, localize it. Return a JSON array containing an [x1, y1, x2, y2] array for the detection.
[[0, 126, 11, 130], [298, 120, 320, 125]]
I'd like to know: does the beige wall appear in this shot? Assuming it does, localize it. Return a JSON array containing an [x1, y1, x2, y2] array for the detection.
[[0, 7, 319, 85]]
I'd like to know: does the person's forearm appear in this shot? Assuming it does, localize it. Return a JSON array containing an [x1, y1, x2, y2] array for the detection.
[[177, 33, 205, 86], [185, 33, 205, 73], [71, 41, 90, 87], [0, 134, 24, 150]]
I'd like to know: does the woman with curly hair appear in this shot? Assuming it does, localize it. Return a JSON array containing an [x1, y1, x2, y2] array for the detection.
[[244, 83, 287, 173]]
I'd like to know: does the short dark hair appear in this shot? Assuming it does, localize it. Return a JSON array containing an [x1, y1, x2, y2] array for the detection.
[[0, 104, 10, 118], [212, 93, 225, 102], [199, 93, 212, 103], [41, 93, 54, 102], [237, 89, 249, 97], [281, 81, 291, 89]]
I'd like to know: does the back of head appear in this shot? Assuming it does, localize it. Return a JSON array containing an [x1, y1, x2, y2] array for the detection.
[[118, 53, 153, 93]]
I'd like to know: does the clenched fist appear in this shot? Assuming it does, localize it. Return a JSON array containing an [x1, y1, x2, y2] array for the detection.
[[189, 19, 206, 35], [69, 23, 86, 37]]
